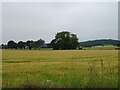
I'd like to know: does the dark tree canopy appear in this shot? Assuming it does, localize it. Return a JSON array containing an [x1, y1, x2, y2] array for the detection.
[[18, 41, 26, 49], [1, 44, 7, 49], [3, 39, 45, 50], [50, 31, 79, 50], [32, 39, 45, 50], [7, 40, 17, 49], [26, 40, 33, 50]]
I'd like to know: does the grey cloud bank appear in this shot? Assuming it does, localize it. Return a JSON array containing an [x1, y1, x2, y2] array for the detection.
[[2, 2, 118, 44]]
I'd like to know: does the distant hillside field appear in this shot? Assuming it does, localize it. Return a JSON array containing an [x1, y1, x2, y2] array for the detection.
[[80, 39, 120, 47], [82, 45, 119, 50]]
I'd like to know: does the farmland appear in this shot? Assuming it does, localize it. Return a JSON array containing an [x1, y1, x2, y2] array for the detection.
[[2, 49, 118, 88]]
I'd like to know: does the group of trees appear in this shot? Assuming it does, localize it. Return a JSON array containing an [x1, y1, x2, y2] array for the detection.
[[1, 39, 45, 50], [1, 31, 120, 50], [1, 31, 80, 50]]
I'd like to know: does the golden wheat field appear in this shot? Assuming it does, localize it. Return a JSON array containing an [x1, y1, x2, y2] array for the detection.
[[2, 49, 118, 88]]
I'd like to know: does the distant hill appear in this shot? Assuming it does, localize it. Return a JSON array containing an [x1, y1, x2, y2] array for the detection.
[[80, 39, 120, 47]]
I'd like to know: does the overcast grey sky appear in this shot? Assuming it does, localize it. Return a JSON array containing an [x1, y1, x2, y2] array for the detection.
[[2, 2, 118, 44]]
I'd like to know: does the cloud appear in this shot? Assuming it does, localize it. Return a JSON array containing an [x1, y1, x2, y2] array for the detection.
[[2, 2, 118, 44]]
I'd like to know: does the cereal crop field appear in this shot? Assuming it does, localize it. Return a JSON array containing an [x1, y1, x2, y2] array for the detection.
[[2, 49, 118, 88]]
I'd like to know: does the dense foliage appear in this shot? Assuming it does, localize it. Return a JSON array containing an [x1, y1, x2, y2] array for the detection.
[[50, 31, 79, 50], [1, 39, 45, 50]]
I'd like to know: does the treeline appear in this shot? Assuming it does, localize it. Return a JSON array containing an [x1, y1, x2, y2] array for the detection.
[[1, 39, 120, 50], [0, 31, 120, 50], [80, 39, 120, 47], [1, 31, 80, 50], [0, 39, 51, 50]]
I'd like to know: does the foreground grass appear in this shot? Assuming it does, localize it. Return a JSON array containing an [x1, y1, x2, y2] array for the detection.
[[2, 49, 118, 88]]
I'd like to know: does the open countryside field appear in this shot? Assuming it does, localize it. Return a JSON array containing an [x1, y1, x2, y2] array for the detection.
[[83, 45, 119, 50], [2, 49, 118, 88]]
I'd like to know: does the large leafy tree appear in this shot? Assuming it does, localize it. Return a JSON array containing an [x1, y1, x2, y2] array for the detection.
[[50, 31, 79, 50], [26, 40, 33, 50], [7, 40, 17, 49], [18, 41, 26, 49]]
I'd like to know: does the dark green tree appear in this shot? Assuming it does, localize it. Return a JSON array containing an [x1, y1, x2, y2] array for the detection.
[[69, 34, 80, 49], [32, 39, 45, 50], [50, 31, 79, 50], [36, 39, 45, 49], [32, 41, 37, 50], [18, 41, 26, 49], [1, 44, 5, 49], [7, 40, 17, 49], [26, 40, 33, 50], [1, 44, 8, 49]]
